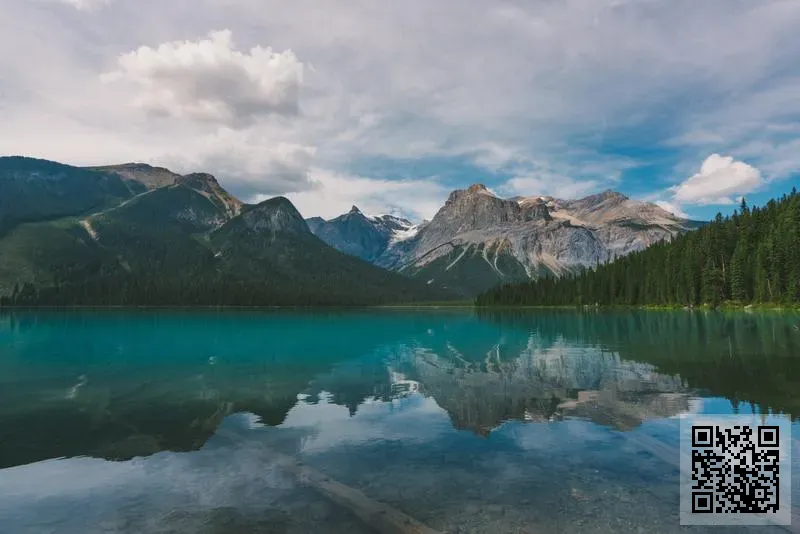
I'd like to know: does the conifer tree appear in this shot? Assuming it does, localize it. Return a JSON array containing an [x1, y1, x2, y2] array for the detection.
[[730, 241, 748, 302]]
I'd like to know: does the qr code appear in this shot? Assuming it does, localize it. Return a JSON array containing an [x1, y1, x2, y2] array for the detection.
[[680, 414, 791, 526], [691, 425, 780, 513]]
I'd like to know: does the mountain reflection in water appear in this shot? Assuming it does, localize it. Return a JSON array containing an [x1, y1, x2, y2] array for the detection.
[[0, 309, 798, 534]]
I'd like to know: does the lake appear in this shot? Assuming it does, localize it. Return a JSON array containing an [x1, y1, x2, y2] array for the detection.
[[1, 309, 799, 533]]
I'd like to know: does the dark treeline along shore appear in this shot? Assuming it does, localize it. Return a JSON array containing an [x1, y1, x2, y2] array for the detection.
[[477, 188, 800, 308]]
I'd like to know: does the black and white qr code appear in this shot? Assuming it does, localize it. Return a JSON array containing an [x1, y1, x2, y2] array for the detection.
[[691, 425, 780, 514]]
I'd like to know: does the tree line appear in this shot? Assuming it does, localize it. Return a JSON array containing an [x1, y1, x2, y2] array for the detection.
[[0, 270, 438, 307], [476, 187, 800, 307]]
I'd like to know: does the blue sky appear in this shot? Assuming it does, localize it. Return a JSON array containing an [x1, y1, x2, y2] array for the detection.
[[2, 0, 799, 221]]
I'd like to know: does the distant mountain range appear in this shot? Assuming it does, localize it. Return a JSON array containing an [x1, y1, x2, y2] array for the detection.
[[0, 157, 451, 306], [306, 207, 418, 264], [308, 184, 702, 296], [0, 156, 702, 305]]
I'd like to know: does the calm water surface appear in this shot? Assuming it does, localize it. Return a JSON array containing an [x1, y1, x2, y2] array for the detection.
[[1, 309, 799, 533]]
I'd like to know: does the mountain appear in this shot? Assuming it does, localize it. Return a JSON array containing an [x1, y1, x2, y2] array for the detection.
[[87, 162, 183, 192], [305, 206, 419, 262], [477, 188, 800, 307], [303, 313, 698, 435], [0, 157, 135, 236], [312, 184, 698, 297], [204, 198, 449, 305], [0, 157, 452, 306], [389, 341, 692, 435]]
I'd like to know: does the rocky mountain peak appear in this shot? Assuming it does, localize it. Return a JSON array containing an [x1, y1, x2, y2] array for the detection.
[[178, 172, 220, 190], [115, 162, 169, 172], [435, 183, 548, 234], [306, 206, 420, 263], [241, 196, 309, 235], [176, 172, 243, 219], [467, 183, 490, 194], [587, 190, 629, 204], [89, 162, 181, 190]]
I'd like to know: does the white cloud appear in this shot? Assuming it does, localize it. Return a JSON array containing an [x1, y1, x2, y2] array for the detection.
[[496, 155, 631, 200], [672, 154, 764, 205], [61, 0, 113, 11], [158, 127, 317, 198], [280, 394, 449, 453], [3, 0, 800, 217], [501, 174, 602, 200], [262, 170, 451, 221], [102, 30, 304, 126], [655, 200, 689, 219]]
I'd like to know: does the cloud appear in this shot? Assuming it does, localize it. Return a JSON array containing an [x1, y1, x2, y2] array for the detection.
[[495, 154, 632, 200], [280, 394, 449, 453], [102, 30, 304, 126], [261, 170, 452, 221], [60, 0, 113, 11], [4, 0, 800, 217], [734, 137, 800, 181], [0, 422, 298, 533], [672, 154, 764, 205], [655, 200, 689, 219], [501, 175, 602, 200], [159, 127, 317, 199]]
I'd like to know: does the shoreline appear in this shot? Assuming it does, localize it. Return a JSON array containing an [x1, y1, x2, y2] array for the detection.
[[472, 303, 800, 312], [1, 302, 798, 312]]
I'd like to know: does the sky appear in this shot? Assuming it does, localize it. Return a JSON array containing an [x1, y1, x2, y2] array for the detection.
[[2, 0, 799, 222]]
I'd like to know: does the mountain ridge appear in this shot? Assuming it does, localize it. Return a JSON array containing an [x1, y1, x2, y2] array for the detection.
[[310, 183, 700, 296], [476, 187, 800, 307], [0, 156, 452, 305], [306, 206, 419, 263], [0, 155, 703, 303]]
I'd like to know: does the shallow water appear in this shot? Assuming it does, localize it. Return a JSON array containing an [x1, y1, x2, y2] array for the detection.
[[1, 309, 799, 533]]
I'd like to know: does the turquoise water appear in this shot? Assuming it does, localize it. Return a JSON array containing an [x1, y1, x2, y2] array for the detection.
[[1, 309, 799, 533]]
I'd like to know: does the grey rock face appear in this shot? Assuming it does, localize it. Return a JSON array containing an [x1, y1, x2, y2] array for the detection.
[[177, 173, 243, 220], [307, 207, 417, 262], [438, 184, 550, 230], [319, 184, 699, 295], [406, 185, 550, 263]]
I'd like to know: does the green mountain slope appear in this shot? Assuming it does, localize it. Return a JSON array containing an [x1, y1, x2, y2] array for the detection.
[[206, 197, 452, 305], [477, 189, 800, 307], [0, 157, 134, 235], [0, 158, 454, 306], [0, 219, 106, 297], [397, 241, 541, 297]]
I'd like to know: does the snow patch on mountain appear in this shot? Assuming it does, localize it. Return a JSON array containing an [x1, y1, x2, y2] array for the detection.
[[389, 225, 421, 245]]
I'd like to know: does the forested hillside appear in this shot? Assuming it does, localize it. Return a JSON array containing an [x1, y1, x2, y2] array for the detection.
[[0, 157, 134, 236], [477, 188, 800, 307], [0, 157, 454, 307]]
